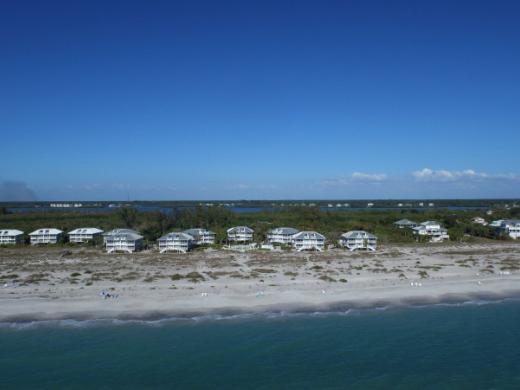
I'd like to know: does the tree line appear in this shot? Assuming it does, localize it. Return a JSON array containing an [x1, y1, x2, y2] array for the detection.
[[1, 205, 519, 245]]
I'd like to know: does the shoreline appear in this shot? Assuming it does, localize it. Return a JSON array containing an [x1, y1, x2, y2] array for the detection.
[[2, 279, 520, 324], [1, 242, 519, 323]]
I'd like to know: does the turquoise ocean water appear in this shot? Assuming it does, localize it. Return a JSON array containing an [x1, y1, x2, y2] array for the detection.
[[1, 300, 520, 389]]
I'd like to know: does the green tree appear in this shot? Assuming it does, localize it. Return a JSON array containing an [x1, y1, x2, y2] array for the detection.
[[117, 207, 137, 228]]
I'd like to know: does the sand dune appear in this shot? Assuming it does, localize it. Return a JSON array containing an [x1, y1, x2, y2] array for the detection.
[[1, 242, 519, 321]]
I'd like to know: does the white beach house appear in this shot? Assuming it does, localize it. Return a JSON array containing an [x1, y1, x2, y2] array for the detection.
[[68, 227, 104, 243], [266, 227, 299, 245], [183, 228, 216, 245], [0, 229, 24, 245], [496, 220, 520, 239], [472, 217, 488, 226], [227, 226, 254, 243], [339, 231, 377, 251], [29, 228, 64, 245], [158, 232, 194, 253], [393, 219, 418, 229], [292, 231, 326, 252], [413, 221, 450, 242], [104, 229, 143, 253]]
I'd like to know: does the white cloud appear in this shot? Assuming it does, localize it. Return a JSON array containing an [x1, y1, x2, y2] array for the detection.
[[351, 172, 388, 182], [320, 172, 387, 187], [412, 168, 518, 182]]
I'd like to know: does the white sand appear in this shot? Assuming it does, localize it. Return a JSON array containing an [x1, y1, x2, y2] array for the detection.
[[0, 242, 519, 321]]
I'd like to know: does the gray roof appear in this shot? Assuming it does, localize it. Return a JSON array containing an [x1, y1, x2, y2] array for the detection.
[[104, 228, 143, 240], [292, 231, 325, 240], [29, 228, 63, 235], [68, 227, 104, 235], [269, 227, 299, 235], [420, 220, 440, 226], [341, 230, 377, 239], [227, 226, 254, 234], [501, 219, 520, 227], [183, 228, 215, 236], [158, 232, 194, 241], [394, 219, 416, 225], [0, 229, 23, 236]]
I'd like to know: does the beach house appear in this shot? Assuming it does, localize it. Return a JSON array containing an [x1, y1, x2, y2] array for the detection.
[[104, 229, 143, 253], [413, 221, 450, 242], [471, 217, 488, 226], [496, 220, 520, 239], [68, 227, 104, 243], [489, 219, 506, 228], [291, 231, 326, 251], [158, 232, 194, 253], [29, 228, 64, 245], [266, 227, 299, 245], [183, 228, 216, 245], [0, 229, 24, 245], [393, 219, 418, 229], [339, 231, 377, 251], [227, 226, 254, 243]]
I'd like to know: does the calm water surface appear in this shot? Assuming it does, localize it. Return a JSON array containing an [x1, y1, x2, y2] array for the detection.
[[1, 301, 520, 389]]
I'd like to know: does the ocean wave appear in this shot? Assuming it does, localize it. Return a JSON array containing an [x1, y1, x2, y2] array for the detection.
[[2, 296, 520, 330]]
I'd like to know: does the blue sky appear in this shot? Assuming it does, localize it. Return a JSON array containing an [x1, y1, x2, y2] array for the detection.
[[1, 0, 519, 200]]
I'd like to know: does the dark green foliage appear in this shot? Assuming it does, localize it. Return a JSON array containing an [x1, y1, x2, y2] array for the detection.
[[0, 204, 517, 245], [117, 207, 138, 228], [510, 207, 520, 218]]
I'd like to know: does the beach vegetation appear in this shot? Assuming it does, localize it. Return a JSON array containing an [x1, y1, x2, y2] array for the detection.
[[0, 273, 19, 280], [499, 257, 520, 271], [23, 273, 49, 284], [319, 275, 336, 282], [186, 271, 205, 282], [252, 268, 276, 274]]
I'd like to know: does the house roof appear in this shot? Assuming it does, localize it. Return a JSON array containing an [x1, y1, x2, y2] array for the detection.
[[292, 231, 325, 240], [394, 219, 416, 225], [501, 219, 520, 227], [158, 232, 194, 241], [413, 225, 446, 232], [29, 228, 63, 235], [420, 221, 441, 226], [0, 229, 24, 236], [104, 228, 143, 240], [183, 228, 215, 236], [227, 226, 254, 234], [341, 230, 377, 239], [68, 227, 104, 235], [269, 227, 299, 235]]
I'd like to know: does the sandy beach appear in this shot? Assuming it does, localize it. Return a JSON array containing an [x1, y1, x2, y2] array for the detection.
[[1, 242, 519, 322]]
